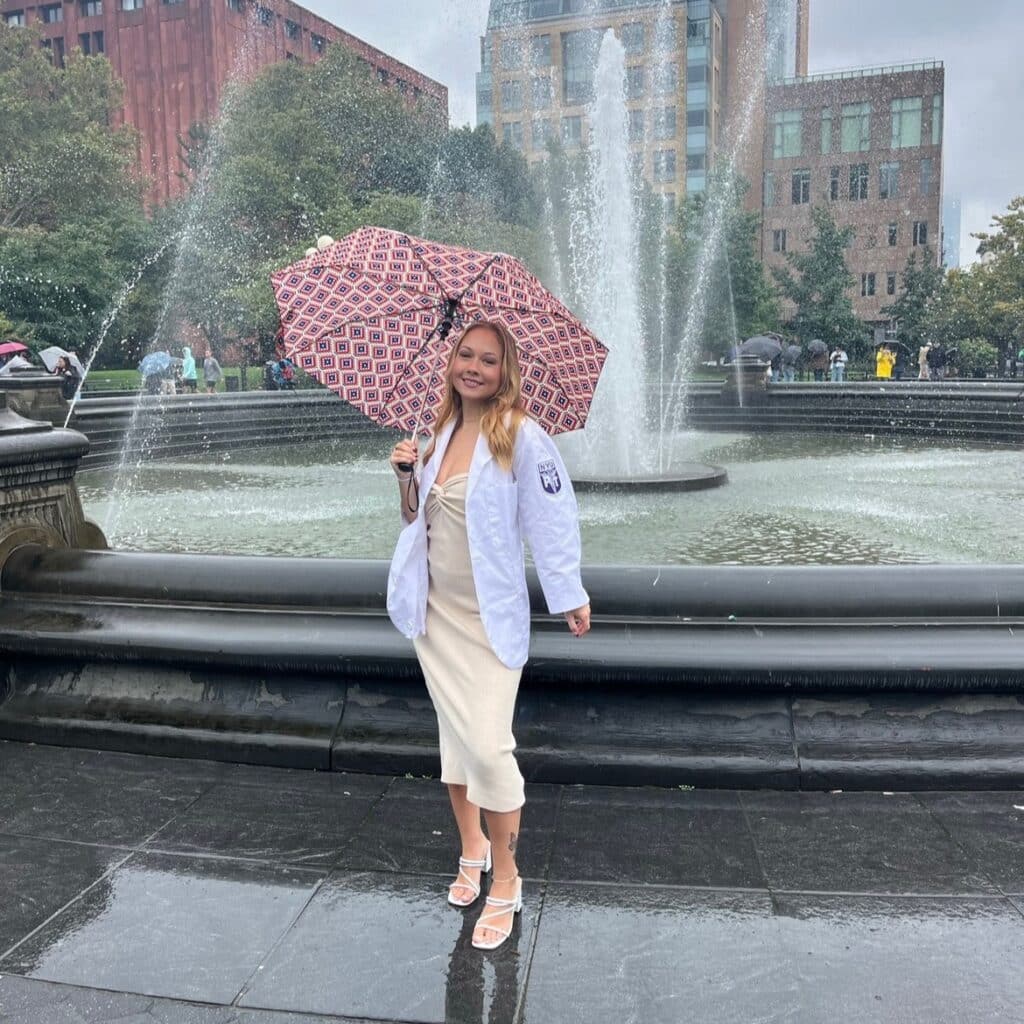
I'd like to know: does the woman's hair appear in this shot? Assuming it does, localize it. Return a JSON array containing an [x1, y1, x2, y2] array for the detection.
[[423, 319, 526, 471]]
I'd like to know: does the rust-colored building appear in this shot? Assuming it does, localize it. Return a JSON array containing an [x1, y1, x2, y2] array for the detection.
[[1, 0, 448, 205], [761, 61, 944, 329]]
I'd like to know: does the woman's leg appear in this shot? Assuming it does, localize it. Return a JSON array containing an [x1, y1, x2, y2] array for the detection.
[[447, 783, 489, 904], [474, 804, 522, 945]]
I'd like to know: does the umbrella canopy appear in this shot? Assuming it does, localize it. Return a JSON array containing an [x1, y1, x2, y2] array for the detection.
[[0, 354, 33, 374], [807, 339, 829, 356], [875, 340, 912, 356], [782, 343, 802, 364], [271, 226, 608, 436], [0, 341, 28, 356], [738, 336, 783, 361], [138, 351, 172, 377], [39, 346, 85, 376]]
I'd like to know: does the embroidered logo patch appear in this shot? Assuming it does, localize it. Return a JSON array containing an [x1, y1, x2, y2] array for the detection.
[[538, 459, 561, 494]]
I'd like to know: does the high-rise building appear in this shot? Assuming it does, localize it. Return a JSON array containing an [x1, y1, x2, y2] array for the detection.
[[1, 0, 447, 205], [761, 61, 945, 328], [942, 194, 961, 269], [477, 0, 807, 209]]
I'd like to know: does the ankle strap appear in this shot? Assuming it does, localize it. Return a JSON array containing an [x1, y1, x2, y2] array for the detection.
[[491, 873, 519, 884]]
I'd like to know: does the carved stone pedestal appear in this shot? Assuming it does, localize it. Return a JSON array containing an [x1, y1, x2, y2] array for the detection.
[[0, 392, 106, 570]]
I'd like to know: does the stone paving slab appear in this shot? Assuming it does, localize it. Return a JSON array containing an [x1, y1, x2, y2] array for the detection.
[[2, 740, 1024, 1023]]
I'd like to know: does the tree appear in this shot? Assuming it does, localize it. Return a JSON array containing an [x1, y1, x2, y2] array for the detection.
[[771, 205, 866, 352], [971, 196, 1024, 359], [881, 246, 945, 350]]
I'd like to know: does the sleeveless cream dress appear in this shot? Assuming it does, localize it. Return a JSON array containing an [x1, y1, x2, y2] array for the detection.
[[412, 472, 526, 812]]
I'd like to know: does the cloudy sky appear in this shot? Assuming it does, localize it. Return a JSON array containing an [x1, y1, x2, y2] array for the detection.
[[306, 1, 1023, 264]]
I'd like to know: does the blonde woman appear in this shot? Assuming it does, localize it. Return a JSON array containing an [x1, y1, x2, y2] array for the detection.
[[387, 320, 590, 950]]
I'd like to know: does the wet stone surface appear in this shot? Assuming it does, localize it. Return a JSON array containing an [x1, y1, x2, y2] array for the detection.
[[2, 740, 1024, 1022]]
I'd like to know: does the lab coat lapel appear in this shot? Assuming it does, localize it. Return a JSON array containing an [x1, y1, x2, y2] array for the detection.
[[420, 420, 456, 498], [467, 431, 493, 500]]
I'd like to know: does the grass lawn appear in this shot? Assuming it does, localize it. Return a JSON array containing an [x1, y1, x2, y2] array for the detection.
[[84, 366, 280, 392]]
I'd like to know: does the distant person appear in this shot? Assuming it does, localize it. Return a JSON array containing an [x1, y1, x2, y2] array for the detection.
[[918, 343, 932, 380], [892, 346, 908, 381], [203, 351, 222, 394], [53, 355, 81, 401], [279, 357, 296, 390], [829, 346, 848, 383], [927, 342, 947, 381], [1017, 344, 1024, 378], [780, 344, 800, 382], [144, 372, 162, 395], [875, 345, 895, 380], [809, 347, 829, 382], [181, 346, 197, 393]]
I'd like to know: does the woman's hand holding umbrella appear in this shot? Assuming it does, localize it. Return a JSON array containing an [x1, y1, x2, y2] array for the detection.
[[389, 438, 419, 478]]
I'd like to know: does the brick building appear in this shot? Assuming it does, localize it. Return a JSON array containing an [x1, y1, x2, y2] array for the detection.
[[1, 0, 447, 205], [477, 0, 808, 210], [761, 61, 944, 330]]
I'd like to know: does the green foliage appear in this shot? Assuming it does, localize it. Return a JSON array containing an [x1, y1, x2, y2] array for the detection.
[[881, 246, 944, 350], [771, 205, 866, 353], [953, 337, 999, 378]]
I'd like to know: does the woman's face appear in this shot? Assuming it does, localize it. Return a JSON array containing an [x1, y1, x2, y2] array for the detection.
[[451, 327, 503, 403]]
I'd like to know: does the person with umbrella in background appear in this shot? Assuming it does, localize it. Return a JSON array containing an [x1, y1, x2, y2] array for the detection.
[[807, 339, 829, 382], [780, 342, 801, 382], [273, 227, 603, 953], [876, 344, 896, 380], [52, 355, 81, 400]]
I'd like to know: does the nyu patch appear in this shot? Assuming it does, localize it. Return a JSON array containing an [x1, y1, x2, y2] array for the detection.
[[538, 459, 561, 494]]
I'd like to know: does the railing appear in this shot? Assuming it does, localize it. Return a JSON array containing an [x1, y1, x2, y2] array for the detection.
[[782, 60, 943, 86]]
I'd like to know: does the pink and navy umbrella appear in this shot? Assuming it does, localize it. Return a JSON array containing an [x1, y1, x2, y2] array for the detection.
[[270, 226, 608, 436]]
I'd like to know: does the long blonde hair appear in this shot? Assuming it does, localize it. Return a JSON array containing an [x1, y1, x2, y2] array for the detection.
[[423, 319, 525, 471]]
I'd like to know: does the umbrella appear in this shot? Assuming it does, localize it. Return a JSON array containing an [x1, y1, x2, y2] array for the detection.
[[0, 341, 28, 356], [738, 336, 783, 361], [875, 340, 912, 356], [138, 351, 172, 377], [0, 354, 33, 374], [807, 339, 828, 356], [782, 343, 802, 364], [271, 226, 608, 438], [39, 346, 86, 376]]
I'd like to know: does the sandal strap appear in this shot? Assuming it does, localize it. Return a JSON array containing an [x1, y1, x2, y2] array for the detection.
[[458, 855, 487, 869], [483, 894, 518, 908], [476, 909, 514, 932], [450, 868, 481, 897]]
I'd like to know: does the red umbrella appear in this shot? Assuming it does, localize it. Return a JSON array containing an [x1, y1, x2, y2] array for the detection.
[[270, 226, 607, 437], [0, 341, 28, 356]]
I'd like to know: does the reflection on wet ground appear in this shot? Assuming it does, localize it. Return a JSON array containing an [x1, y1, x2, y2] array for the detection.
[[78, 431, 1024, 565], [2, 741, 1024, 1022]]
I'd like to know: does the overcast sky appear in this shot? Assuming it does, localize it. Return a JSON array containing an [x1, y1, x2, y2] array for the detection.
[[305, 1, 1023, 265]]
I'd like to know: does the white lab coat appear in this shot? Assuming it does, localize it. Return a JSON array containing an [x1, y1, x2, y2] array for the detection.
[[386, 416, 589, 669]]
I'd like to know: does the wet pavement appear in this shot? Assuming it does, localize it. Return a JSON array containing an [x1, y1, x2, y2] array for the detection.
[[1, 740, 1024, 1022]]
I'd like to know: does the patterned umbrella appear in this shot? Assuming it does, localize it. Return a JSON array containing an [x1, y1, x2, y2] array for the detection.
[[270, 226, 608, 436]]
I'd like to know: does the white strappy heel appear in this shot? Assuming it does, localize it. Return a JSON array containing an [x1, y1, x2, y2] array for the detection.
[[471, 875, 523, 950], [447, 842, 492, 907]]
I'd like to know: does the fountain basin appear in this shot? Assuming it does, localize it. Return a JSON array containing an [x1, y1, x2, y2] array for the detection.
[[574, 464, 727, 493]]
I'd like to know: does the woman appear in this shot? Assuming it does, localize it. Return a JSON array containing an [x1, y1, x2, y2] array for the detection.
[[875, 345, 895, 380], [53, 355, 81, 401], [387, 320, 590, 951]]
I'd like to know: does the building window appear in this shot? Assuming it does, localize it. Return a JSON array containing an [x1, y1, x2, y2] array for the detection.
[[821, 107, 833, 155], [920, 157, 934, 197], [80, 0, 102, 15], [772, 109, 802, 159], [92, 30, 104, 52], [531, 117, 554, 148], [891, 96, 922, 149], [502, 121, 524, 150], [685, 152, 705, 172], [620, 21, 643, 54], [763, 171, 776, 208], [653, 17, 675, 52], [562, 29, 600, 105], [78, 32, 91, 53], [531, 76, 551, 109], [841, 102, 871, 153], [791, 168, 811, 204], [256, 5, 273, 24], [501, 37, 523, 68], [829, 165, 841, 201], [662, 192, 676, 215], [888, 223, 898, 246], [501, 80, 523, 113], [653, 149, 677, 182], [528, 0, 559, 15], [861, 273, 876, 297], [626, 66, 644, 100], [913, 221, 928, 246], [561, 114, 582, 147], [653, 106, 676, 141], [285, 20, 299, 39], [162, 0, 185, 6], [932, 94, 943, 145], [879, 162, 900, 200], [628, 108, 644, 143], [311, 34, 325, 53], [849, 163, 869, 201], [123, 0, 144, 10], [4, 11, 25, 26], [686, 108, 706, 128], [656, 62, 679, 95], [40, 4, 62, 23], [887, 271, 897, 296], [772, 229, 787, 253], [530, 34, 551, 66]]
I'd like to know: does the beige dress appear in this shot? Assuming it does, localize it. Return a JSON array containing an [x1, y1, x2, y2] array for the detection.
[[412, 473, 526, 812]]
